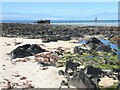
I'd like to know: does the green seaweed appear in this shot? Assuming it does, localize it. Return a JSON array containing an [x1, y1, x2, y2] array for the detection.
[[58, 51, 119, 70]]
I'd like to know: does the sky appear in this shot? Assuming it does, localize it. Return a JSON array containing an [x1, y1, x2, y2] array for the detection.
[[1, 2, 119, 20], [1, 0, 120, 2]]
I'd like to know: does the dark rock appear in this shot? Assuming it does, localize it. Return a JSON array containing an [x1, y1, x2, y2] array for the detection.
[[85, 37, 103, 50], [118, 75, 120, 81], [68, 70, 98, 90], [95, 44, 111, 52], [27, 44, 45, 55], [73, 46, 83, 54], [10, 44, 45, 59], [58, 70, 64, 75], [86, 37, 103, 45], [11, 47, 32, 59], [35, 20, 50, 24], [85, 37, 117, 54], [62, 36, 71, 41], [113, 68, 120, 75], [87, 42, 97, 50], [84, 65, 103, 77], [3, 23, 118, 41], [59, 80, 70, 88], [20, 76, 27, 80], [42, 39, 51, 43], [108, 34, 114, 40], [91, 76, 101, 85], [116, 82, 120, 90], [37, 62, 51, 67], [65, 60, 80, 74]]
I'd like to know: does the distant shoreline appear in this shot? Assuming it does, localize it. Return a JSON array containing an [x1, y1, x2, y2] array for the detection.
[[1, 20, 119, 26]]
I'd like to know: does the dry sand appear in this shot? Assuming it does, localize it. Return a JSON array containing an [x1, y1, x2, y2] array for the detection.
[[0, 36, 118, 89], [0, 37, 78, 89]]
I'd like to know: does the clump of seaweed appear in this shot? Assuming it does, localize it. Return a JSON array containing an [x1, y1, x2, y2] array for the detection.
[[58, 51, 119, 70]]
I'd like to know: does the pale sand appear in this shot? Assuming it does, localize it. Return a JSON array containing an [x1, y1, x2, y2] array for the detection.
[[99, 76, 118, 87], [0, 36, 118, 89], [0, 37, 78, 89]]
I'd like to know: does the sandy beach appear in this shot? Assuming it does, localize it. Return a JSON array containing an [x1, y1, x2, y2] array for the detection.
[[0, 35, 118, 89], [1, 1, 120, 89], [0, 37, 80, 89]]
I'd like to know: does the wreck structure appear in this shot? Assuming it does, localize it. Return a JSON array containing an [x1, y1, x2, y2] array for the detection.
[[35, 20, 50, 24]]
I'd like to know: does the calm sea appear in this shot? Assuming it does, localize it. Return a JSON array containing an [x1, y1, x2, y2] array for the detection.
[[2, 20, 120, 26]]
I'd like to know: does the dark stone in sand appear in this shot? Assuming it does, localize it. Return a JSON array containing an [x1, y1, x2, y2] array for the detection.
[[37, 62, 51, 67], [65, 60, 80, 74], [58, 70, 64, 75], [10, 44, 45, 59]]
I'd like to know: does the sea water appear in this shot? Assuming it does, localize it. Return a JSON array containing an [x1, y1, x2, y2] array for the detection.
[[2, 20, 119, 26]]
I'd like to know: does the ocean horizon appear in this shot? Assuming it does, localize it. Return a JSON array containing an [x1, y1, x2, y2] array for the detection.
[[1, 20, 119, 26]]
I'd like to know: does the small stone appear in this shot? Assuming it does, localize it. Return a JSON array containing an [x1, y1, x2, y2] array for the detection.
[[20, 77, 27, 80]]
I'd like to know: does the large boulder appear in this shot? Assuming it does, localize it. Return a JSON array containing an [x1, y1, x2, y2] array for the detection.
[[10, 44, 45, 59], [68, 70, 98, 90], [85, 37, 117, 54], [86, 37, 103, 45], [85, 37, 103, 50]]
